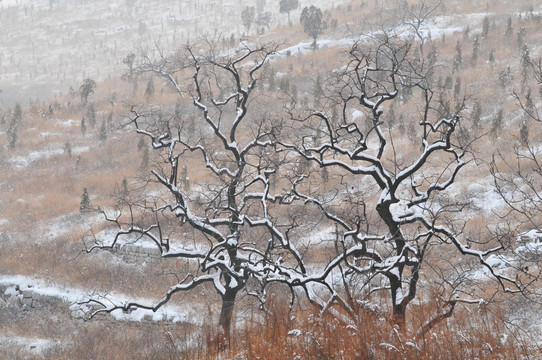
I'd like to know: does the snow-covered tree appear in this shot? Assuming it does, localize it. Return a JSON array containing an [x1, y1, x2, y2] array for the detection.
[[80, 42, 307, 344], [279, 34, 523, 337]]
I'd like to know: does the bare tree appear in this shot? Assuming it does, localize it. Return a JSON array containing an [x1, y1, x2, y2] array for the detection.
[[279, 34, 523, 338], [492, 58, 542, 244], [399, 0, 443, 56], [80, 41, 307, 343], [77, 34, 530, 351]]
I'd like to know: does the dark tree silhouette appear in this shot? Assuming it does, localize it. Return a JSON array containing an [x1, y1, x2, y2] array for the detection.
[[279, 0, 298, 25], [300, 5, 326, 49]]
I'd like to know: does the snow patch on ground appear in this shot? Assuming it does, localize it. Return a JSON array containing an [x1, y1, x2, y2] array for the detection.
[[516, 242, 542, 258], [0, 274, 203, 325], [485, 254, 513, 270], [6, 145, 89, 168], [298, 225, 336, 246], [0, 334, 61, 354], [39, 212, 90, 241], [394, 12, 489, 42], [352, 109, 364, 120], [56, 119, 78, 127], [465, 176, 506, 214], [274, 37, 355, 58], [517, 229, 542, 243], [7, 148, 64, 167]]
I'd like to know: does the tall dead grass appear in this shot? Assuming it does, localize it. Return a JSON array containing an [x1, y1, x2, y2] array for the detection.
[[206, 297, 540, 360]]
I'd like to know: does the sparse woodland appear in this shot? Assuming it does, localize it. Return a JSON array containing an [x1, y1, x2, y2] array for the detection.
[[3, 0, 542, 359]]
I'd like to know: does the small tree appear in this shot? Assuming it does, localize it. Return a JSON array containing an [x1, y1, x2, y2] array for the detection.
[[255, 11, 272, 34], [488, 48, 495, 66], [107, 111, 114, 130], [313, 73, 323, 105], [80, 116, 87, 136], [137, 137, 145, 151], [87, 103, 97, 127], [300, 5, 326, 50], [472, 100, 482, 130], [400, 0, 443, 56], [519, 89, 533, 146], [144, 77, 154, 99], [491, 108, 503, 137], [505, 16, 513, 37], [122, 52, 136, 81], [453, 40, 463, 72], [80, 188, 90, 213], [7, 103, 21, 149], [99, 120, 107, 142], [470, 35, 479, 66], [499, 66, 514, 89], [454, 77, 461, 98], [64, 140, 72, 156], [482, 16, 490, 38], [241, 6, 255, 34], [79, 78, 96, 106], [279, 0, 298, 25]]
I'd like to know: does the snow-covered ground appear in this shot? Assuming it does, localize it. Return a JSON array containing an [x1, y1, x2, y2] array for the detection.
[[0, 274, 204, 325], [0, 334, 62, 355]]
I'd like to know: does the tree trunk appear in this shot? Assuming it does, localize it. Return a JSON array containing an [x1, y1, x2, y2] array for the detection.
[[393, 302, 407, 333], [390, 276, 407, 334], [218, 288, 237, 344]]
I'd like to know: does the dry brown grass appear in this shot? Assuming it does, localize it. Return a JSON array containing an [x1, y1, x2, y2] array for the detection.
[[190, 293, 539, 360]]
